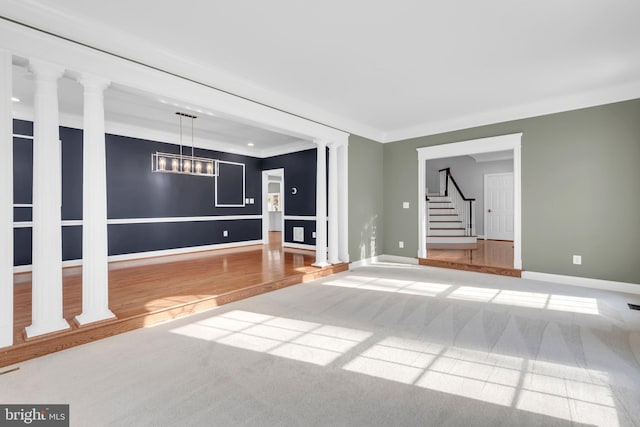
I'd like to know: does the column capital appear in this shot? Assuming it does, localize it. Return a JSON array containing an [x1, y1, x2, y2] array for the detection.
[[326, 140, 349, 149], [77, 73, 111, 92], [313, 139, 328, 147], [28, 59, 65, 81]]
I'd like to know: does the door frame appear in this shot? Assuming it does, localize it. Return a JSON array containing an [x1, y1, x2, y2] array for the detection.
[[261, 168, 285, 245], [417, 133, 522, 269], [484, 172, 515, 241]]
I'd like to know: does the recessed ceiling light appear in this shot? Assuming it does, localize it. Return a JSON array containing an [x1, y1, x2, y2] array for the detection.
[[247, 142, 255, 147], [11, 97, 20, 102]]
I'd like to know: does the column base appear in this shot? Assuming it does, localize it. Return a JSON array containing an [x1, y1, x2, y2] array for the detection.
[[312, 261, 331, 268], [25, 319, 71, 339], [75, 309, 116, 326], [328, 258, 341, 265]]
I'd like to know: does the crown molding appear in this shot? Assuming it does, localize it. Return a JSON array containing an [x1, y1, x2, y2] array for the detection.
[[0, 3, 376, 140], [13, 105, 314, 158], [383, 80, 640, 143]]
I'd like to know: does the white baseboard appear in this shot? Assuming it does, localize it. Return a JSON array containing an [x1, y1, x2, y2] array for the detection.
[[379, 254, 420, 265], [522, 271, 640, 295], [349, 255, 382, 269], [13, 240, 264, 273], [282, 242, 316, 251], [350, 254, 419, 269]]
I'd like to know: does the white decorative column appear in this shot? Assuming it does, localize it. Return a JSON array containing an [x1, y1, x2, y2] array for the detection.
[[75, 74, 114, 325], [25, 59, 69, 338], [337, 141, 349, 263], [327, 142, 339, 264], [313, 140, 329, 267], [417, 155, 427, 258], [0, 49, 13, 347]]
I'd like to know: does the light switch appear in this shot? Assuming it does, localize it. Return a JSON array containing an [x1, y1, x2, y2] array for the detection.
[[403, 202, 410, 209]]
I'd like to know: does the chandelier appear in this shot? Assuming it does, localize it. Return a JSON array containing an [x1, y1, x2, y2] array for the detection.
[[151, 112, 218, 177]]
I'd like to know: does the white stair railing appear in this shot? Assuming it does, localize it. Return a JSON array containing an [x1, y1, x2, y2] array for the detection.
[[440, 168, 476, 237], [439, 170, 447, 196]]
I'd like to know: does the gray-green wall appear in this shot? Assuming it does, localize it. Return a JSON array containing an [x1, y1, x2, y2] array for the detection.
[[382, 98, 640, 284], [349, 135, 384, 262]]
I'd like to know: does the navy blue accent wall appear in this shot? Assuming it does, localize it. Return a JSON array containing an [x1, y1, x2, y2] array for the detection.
[[14, 228, 31, 266], [60, 127, 84, 220], [13, 119, 33, 136], [261, 149, 316, 216], [12, 118, 266, 266], [216, 162, 245, 206], [13, 137, 33, 205], [62, 226, 82, 261], [12, 119, 325, 263], [284, 220, 317, 245], [262, 149, 318, 245], [108, 219, 261, 255], [13, 131, 33, 265], [106, 135, 261, 218], [14, 207, 31, 222]]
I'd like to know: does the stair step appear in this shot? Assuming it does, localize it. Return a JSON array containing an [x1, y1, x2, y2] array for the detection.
[[427, 235, 478, 245], [429, 228, 467, 236], [429, 215, 459, 221]]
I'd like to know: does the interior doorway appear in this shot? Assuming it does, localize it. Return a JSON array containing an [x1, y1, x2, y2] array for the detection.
[[417, 133, 522, 270], [262, 169, 284, 246]]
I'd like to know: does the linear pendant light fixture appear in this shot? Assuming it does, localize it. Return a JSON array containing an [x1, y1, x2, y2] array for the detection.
[[152, 112, 218, 177]]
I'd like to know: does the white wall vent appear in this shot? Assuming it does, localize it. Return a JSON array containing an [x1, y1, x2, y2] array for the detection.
[[293, 227, 304, 242]]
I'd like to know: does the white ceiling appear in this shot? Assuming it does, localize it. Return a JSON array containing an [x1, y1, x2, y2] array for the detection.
[[11, 64, 312, 157], [3, 0, 640, 143]]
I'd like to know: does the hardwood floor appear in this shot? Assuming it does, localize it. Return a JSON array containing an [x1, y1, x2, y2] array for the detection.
[[420, 239, 521, 277], [3, 232, 347, 367]]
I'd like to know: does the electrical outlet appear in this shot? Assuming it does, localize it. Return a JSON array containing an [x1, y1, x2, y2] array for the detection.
[[312, 231, 316, 238], [223, 230, 228, 237], [399, 241, 404, 248], [249, 198, 254, 204], [403, 202, 410, 209], [573, 255, 582, 265]]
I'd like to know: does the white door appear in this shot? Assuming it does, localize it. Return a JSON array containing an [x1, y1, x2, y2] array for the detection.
[[484, 173, 514, 240]]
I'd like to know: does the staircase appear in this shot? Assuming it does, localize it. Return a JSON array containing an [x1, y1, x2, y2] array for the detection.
[[426, 168, 477, 249]]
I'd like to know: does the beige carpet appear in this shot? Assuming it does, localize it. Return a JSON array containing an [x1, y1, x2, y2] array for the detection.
[[2, 262, 640, 426]]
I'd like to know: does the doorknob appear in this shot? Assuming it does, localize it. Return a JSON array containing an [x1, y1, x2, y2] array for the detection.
[[487, 209, 492, 213]]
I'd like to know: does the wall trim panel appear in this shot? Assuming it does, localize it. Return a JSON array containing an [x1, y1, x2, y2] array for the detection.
[[13, 239, 265, 273]]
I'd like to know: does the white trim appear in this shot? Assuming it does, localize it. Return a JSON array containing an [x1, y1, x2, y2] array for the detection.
[[522, 271, 640, 296], [349, 255, 382, 269], [284, 216, 317, 221], [13, 216, 263, 228], [1, 19, 351, 145], [15, 108, 318, 159], [13, 204, 32, 208], [215, 160, 246, 208], [259, 141, 316, 158], [378, 254, 420, 265], [13, 239, 265, 273], [417, 133, 522, 269], [107, 215, 261, 225], [283, 242, 316, 251], [384, 80, 640, 143]]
